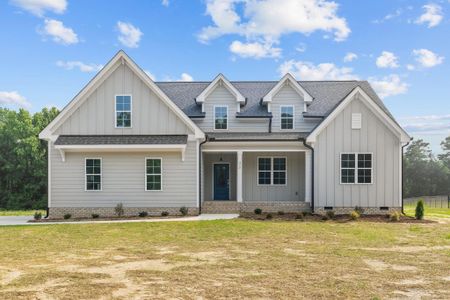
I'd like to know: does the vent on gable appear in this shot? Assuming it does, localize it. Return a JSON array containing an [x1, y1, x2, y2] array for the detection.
[[352, 113, 362, 129]]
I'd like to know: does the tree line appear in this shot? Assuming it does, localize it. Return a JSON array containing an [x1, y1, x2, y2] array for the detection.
[[0, 107, 449, 209]]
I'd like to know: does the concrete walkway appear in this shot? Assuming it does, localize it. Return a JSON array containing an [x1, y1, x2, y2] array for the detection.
[[0, 214, 239, 226]]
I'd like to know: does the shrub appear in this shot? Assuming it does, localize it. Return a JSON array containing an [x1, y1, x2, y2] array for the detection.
[[302, 211, 311, 217], [91, 213, 99, 219], [114, 203, 124, 217], [389, 211, 400, 222], [295, 213, 304, 220], [63, 213, 71, 220], [277, 211, 285, 215], [180, 206, 188, 216], [34, 211, 42, 220], [326, 210, 335, 219], [161, 211, 169, 217], [350, 210, 360, 221], [266, 213, 273, 220], [354, 206, 365, 215], [254, 208, 262, 215], [415, 199, 425, 220], [138, 211, 148, 217], [321, 215, 329, 221]]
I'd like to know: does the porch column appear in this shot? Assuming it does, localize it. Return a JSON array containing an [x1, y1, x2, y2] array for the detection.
[[305, 150, 312, 203], [237, 150, 243, 202]]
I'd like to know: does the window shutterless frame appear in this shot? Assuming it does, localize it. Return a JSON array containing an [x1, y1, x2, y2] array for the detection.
[[145, 157, 163, 191], [280, 105, 295, 130], [256, 156, 288, 186], [85, 157, 102, 191], [115, 94, 132, 128], [339, 152, 374, 185], [213, 105, 228, 130]]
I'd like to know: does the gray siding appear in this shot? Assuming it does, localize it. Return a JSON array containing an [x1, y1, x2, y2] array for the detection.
[[314, 94, 401, 208], [50, 141, 197, 208], [203, 153, 237, 201], [55, 62, 192, 135]]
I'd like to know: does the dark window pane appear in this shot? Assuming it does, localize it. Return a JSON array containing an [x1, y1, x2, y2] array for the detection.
[[258, 171, 271, 185], [258, 158, 271, 171], [273, 171, 286, 185], [273, 158, 286, 171]]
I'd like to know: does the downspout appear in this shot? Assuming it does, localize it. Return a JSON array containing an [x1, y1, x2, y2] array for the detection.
[[401, 138, 412, 215], [302, 139, 314, 213], [198, 136, 208, 214]]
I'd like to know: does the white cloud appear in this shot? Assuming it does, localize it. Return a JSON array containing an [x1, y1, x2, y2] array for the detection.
[[376, 51, 399, 68], [116, 21, 143, 48], [373, 8, 402, 24], [161, 0, 169, 6], [41, 19, 78, 45], [229, 40, 281, 59], [278, 60, 358, 80], [10, 0, 67, 17], [368, 74, 408, 98], [178, 73, 194, 82], [400, 114, 450, 134], [295, 43, 306, 53], [0, 91, 31, 108], [343, 52, 357, 62], [406, 64, 415, 71], [144, 70, 156, 81], [56, 60, 103, 73], [415, 4, 443, 28], [412, 48, 444, 68]]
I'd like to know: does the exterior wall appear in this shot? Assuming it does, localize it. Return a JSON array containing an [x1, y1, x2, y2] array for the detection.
[[314, 94, 401, 209], [203, 153, 237, 201], [50, 141, 198, 215], [315, 207, 401, 215], [54, 62, 192, 135]]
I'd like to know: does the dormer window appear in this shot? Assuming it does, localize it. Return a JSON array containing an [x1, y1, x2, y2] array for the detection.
[[214, 105, 228, 130], [280, 105, 294, 130], [115, 95, 132, 128]]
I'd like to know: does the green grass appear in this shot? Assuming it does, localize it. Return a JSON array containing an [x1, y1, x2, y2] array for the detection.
[[0, 209, 45, 216], [404, 203, 450, 218], [0, 219, 449, 299]]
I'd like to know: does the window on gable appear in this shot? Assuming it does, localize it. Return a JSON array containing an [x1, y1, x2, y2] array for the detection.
[[86, 158, 101, 191], [116, 95, 132, 128], [258, 157, 287, 185], [146, 158, 162, 191], [214, 106, 228, 130], [340, 153, 372, 184], [280, 106, 294, 129]]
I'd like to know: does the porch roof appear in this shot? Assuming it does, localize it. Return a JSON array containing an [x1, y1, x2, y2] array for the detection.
[[206, 132, 308, 141], [54, 135, 188, 145]]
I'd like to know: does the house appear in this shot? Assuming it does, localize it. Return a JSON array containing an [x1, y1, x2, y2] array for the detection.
[[39, 51, 411, 218]]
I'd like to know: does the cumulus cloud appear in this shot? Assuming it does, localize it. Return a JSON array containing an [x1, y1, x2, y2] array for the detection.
[[0, 91, 31, 108], [229, 40, 281, 59], [400, 114, 450, 134], [412, 48, 444, 68], [376, 51, 399, 68], [56, 60, 103, 73], [372, 8, 403, 24], [178, 73, 194, 82], [116, 21, 143, 48], [415, 4, 443, 28], [278, 60, 358, 80], [161, 0, 169, 6], [10, 0, 67, 17], [368, 74, 408, 98], [40, 19, 79, 45], [343, 52, 357, 62]]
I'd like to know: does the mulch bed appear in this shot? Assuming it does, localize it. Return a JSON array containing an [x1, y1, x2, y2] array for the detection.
[[29, 215, 187, 223]]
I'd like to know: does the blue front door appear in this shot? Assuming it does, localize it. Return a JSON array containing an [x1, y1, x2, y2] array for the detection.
[[213, 164, 229, 200]]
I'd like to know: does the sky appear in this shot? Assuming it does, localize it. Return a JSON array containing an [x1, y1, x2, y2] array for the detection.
[[0, 0, 449, 153]]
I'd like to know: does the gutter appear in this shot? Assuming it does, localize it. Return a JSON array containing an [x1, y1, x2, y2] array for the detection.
[[301, 139, 315, 213], [401, 138, 413, 215], [198, 136, 208, 214]]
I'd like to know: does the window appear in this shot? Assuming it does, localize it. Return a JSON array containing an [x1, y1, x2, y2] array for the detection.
[[280, 106, 294, 130], [115, 95, 131, 128], [258, 157, 287, 185], [86, 158, 101, 191], [214, 106, 228, 130], [340, 153, 372, 184], [146, 158, 162, 191]]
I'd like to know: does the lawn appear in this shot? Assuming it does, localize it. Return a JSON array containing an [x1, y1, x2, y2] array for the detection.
[[0, 210, 45, 216], [0, 219, 449, 299], [404, 204, 450, 218]]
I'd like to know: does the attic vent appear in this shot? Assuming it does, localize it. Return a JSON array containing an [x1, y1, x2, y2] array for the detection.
[[352, 113, 362, 129]]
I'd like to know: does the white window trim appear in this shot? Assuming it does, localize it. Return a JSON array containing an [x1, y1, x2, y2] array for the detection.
[[256, 156, 288, 186], [339, 152, 374, 185], [213, 105, 228, 131], [145, 157, 163, 191], [280, 105, 295, 130], [115, 94, 133, 129], [85, 157, 102, 192]]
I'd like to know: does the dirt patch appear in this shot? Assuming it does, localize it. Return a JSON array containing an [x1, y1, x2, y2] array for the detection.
[[396, 278, 426, 285], [0, 268, 21, 285], [392, 289, 431, 299], [182, 251, 230, 263], [358, 245, 450, 253], [363, 259, 416, 272]]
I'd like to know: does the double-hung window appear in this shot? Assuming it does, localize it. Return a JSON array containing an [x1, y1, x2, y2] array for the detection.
[[340, 153, 372, 184], [115, 95, 132, 128], [214, 106, 228, 130], [258, 157, 287, 185], [280, 105, 294, 130], [86, 158, 101, 191], [146, 158, 162, 191]]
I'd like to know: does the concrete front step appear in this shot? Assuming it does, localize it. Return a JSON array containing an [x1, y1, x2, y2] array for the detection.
[[202, 201, 311, 214]]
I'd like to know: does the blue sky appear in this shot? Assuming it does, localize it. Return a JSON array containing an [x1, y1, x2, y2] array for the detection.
[[0, 0, 449, 153]]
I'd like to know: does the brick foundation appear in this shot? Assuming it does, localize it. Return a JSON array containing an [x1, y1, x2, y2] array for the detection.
[[315, 207, 401, 215], [202, 201, 311, 213], [49, 207, 199, 219]]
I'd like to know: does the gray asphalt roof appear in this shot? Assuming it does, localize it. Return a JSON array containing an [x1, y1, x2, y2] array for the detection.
[[55, 135, 188, 145], [206, 132, 308, 141], [155, 80, 391, 119]]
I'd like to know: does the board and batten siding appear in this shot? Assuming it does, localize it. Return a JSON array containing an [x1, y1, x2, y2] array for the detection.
[[54, 62, 192, 135], [314, 94, 401, 208], [50, 141, 197, 208]]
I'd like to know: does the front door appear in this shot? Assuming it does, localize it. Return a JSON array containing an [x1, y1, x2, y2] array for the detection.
[[213, 163, 230, 200]]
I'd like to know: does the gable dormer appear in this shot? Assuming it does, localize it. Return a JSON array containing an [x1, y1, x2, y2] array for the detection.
[[195, 74, 246, 113]]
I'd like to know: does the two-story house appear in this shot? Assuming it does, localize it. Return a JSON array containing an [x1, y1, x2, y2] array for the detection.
[[39, 51, 411, 218]]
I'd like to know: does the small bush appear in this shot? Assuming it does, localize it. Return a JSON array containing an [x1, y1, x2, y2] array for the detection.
[[161, 211, 169, 217], [326, 210, 335, 219], [295, 213, 304, 220], [415, 199, 425, 220], [180, 206, 188, 216], [350, 210, 360, 220], [277, 211, 285, 215], [266, 213, 273, 220], [115, 203, 124, 217], [354, 206, 365, 215], [138, 211, 148, 217], [254, 208, 262, 215], [389, 211, 400, 222], [63, 213, 71, 220], [91, 213, 99, 219], [321, 215, 329, 221], [34, 211, 42, 220], [302, 211, 311, 217]]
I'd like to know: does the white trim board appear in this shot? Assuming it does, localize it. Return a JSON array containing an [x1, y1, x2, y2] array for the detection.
[[262, 73, 313, 106]]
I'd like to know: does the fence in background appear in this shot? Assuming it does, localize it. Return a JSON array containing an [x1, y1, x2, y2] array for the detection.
[[404, 195, 450, 208]]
